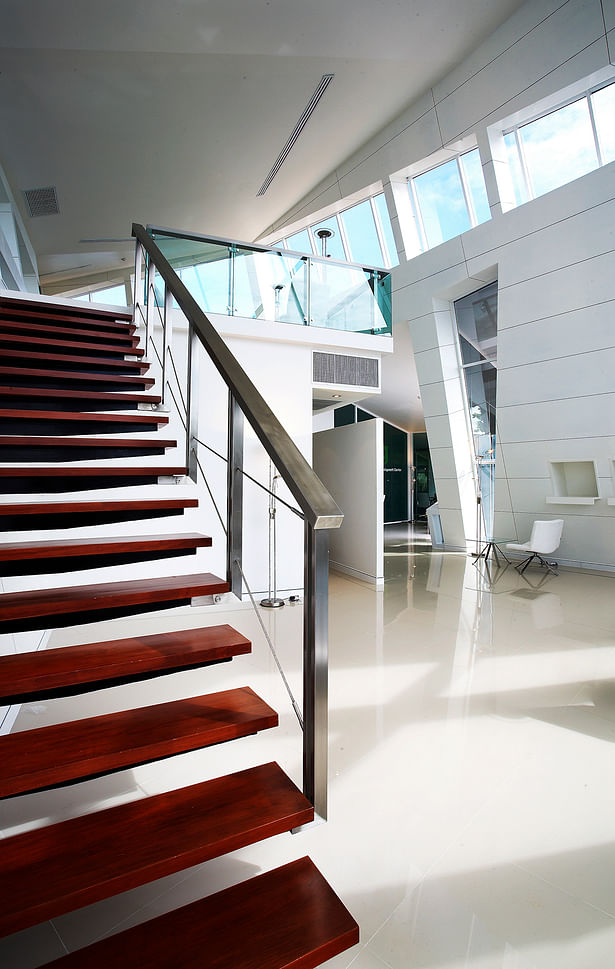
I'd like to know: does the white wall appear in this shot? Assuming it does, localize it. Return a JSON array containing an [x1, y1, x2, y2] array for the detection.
[[313, 420, 384, 584], [268, 0, 615, 569]]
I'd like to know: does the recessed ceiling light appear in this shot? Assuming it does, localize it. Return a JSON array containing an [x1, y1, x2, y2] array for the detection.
[[332, 394, 341, 399]]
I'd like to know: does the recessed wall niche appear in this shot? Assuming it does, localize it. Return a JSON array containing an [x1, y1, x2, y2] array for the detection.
[[547, 460, 599, 504]]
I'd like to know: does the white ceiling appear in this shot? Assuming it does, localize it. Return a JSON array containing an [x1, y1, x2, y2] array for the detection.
[[2, 0, 526, 280], [1, 0, 525, 433]]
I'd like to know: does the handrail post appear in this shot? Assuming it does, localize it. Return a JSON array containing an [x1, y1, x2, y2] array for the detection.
[[186, 323, 199, 481], [162, 281, 172, 408], [145, 255, 156, 358], [303, 522, 329, 820], [227, 392, 244, 597], [133, 240, 143, 322], [305, 256, 311, 325]]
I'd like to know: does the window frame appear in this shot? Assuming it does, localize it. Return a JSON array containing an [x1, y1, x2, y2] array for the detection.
[[276, 190, 397, 269], [407, 147, 488, 253], [502, 79, 615, 203]]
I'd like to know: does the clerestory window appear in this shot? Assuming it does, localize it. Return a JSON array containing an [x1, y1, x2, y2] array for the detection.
[[503, 80, 615, 205], [277, 192, 398, 268], [407, 148, 491, 252]]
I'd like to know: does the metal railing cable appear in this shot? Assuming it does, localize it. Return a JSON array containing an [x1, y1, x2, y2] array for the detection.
[[191, 445, 228, 538]]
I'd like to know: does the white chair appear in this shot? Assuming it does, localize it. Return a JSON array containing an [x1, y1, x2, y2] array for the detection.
[[506, 520, 564, 575]]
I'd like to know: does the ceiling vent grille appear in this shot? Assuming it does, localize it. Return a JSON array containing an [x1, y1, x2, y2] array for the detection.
[[313, 352, 379, 388], [257, 74, 335, 197], [23, 186, 60, 217]]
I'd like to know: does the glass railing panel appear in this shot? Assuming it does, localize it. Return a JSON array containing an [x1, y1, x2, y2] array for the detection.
[[309, 260, 389, 333], [151, 233, 232, 315], [233, 248, 307, 324], [147, 227, 391, 335]]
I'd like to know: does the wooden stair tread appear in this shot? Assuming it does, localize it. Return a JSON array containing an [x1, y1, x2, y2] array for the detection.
[[0, 571, 228, 624], [0, 531, 209, 559], [0, 332, 145, 356], [0, 687, 278, 797], [0, 624, 251, 703], [0, 498, 197, 515], [0, 298, 134, 326], [0, 435, 176, 450], [0, 318, 139, 346], [0, 762, 313, 938], [1, 348, 149, 372], [44, 857, 358, 969], [0, 408, 168, 428], [0, 386, 161, 408], [0, 295, 133, 318], [0, 365, 154, 388], [0, 465, 185, 480]]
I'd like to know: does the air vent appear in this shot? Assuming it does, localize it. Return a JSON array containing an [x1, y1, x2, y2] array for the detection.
[[313, 352, 379, 388], [257, 74, 335, 197], [23, 186, 60, 218]]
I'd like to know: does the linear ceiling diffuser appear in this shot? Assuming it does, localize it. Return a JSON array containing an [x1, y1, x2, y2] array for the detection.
[[257, 73, 335, 197]]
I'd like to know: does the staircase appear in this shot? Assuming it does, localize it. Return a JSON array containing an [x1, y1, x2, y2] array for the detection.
[[0, 293, 358, 968]]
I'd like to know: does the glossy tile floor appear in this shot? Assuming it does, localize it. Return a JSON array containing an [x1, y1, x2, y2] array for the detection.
[[3, 524, 615, 968]]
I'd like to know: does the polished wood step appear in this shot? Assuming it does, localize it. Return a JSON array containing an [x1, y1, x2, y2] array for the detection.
[[0, 465, 186, 493], [0, 571, 228, 632], [0, 530, 211, 577], [0, 317, 139, 347], [0, 762, 313, 938], [0, 297, 134, 329], [0, 294, 133, 318], [0, 624, 251, 704], [0, 407, 168, 435], [0, 496, 197, 530], [0, 687, 277, 798], [0, 385, 160, 411], [0, 332, 144, 358], [44, 857, 358, 969], [0, 365, 154, 391], [1, 348, 149, 374], [0, 434, 176, 462]]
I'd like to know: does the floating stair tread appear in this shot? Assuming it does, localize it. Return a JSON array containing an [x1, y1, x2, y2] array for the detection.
[[0, 386, 160, 408], [0, 332, 144, 357], [0, 687, 278, 798], [0, 365, 154, 388], [0, 762, 313, 938], [0, 295, 133, 322], [0, 301, 134, 331], [0, 465, 185, 481], [0, 498, 199, 528], [1, 348, 149, 373], [0, 319, 139, 346], [0, 497, 197, 518], [44, 857, 358, 969], [0, 530, 210, 561], [0, 408, 168, 428], [0, 571, 227, 624], [0, 624, 250, 704], [0, 435, 176, 451]]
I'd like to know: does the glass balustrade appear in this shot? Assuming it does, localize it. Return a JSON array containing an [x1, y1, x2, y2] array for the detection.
[[148, 227, 391, 336]]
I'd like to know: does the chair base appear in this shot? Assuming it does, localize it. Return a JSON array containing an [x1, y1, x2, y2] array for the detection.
[[515, 552, 559, 575]]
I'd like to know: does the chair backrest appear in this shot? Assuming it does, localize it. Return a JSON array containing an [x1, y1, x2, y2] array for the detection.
[[529, 519, 564, 554]]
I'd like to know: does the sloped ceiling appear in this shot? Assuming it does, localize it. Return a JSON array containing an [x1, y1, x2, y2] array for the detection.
[[1, 0, 526, 284]]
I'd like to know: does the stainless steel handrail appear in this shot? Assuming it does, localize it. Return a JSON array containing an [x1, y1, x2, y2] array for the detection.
[[132, 223, 343, 819]]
